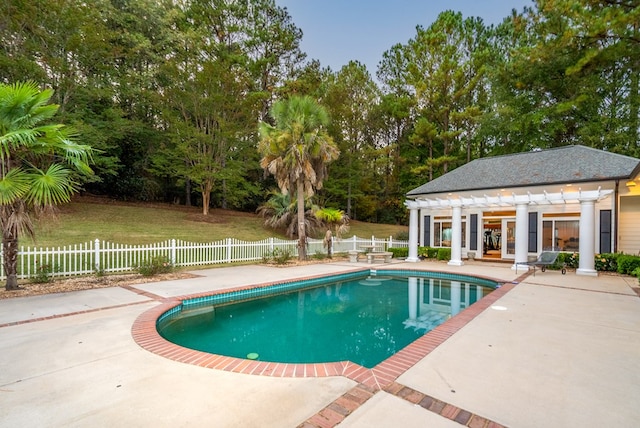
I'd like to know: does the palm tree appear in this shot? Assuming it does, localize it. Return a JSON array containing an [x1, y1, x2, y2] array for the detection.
[[0, 82, 94, 290], [256, 191, 323, 239], [315, 207, 350, 258], [258, 96, 339, 260]]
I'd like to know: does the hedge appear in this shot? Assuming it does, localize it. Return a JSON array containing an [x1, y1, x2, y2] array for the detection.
[[388, 247, 408, 258], [388, 246, 446, 260], [616, 254, 640, 275], [385, 248, 640, 282]]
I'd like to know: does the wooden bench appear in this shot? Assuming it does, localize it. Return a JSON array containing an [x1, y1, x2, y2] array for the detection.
[[366, 251, 393, 264]]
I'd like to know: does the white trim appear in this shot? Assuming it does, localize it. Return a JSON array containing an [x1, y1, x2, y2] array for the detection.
[[406, 188, 615, 274], [406, 188, 613, 210]]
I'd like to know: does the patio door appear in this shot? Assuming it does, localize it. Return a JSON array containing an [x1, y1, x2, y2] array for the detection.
[[502, 219, 516, 259]]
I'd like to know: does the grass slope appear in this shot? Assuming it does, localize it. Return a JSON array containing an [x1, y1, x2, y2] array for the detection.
[[25, 196, 408, 247]]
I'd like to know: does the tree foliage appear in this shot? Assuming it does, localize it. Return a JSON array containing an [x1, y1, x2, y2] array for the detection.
[[323, 61, 380, 219], [0, 0, 637, 229], [379, 11, 491, 187], [484, 1, 639, 155], [0, 81, 94, 290]]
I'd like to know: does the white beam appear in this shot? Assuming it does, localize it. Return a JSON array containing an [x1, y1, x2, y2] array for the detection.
[[408, 189, 612, 210]]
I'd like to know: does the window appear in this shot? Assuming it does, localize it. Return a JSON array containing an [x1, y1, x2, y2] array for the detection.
[[434, 219, 466, 247], [542, 219, 579, 251], [431, 279, 451, 302]]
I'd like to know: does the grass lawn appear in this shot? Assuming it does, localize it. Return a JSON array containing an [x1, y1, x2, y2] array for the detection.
[[25, 196, 408, 247]]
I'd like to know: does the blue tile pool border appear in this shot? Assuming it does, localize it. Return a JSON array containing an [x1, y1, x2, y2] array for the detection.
[[156, 269, 500, 328]]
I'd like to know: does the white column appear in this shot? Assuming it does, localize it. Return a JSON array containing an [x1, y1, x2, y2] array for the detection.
[[448, 204, 463, 266], [406, 202, 420, 262], [408, 277, 418, 319], [450, 280, 461, 316], [577, 198, 598, 276], [512, 202, 529, 270]]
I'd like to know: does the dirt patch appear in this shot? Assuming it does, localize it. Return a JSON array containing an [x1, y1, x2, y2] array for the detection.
[[0, 256, 348, 299], [261, 254, 348, 268], [0, 271, 197, 300]]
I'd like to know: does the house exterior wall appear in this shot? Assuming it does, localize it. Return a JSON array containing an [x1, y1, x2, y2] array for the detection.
[[619, 195, 640, 255]]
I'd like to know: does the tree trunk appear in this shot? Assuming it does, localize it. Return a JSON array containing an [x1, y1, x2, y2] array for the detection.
[[324, 229, 333, 259], [347, 148, 353, 218], [185, 178, 192, 207], [3, 225, 20, 290], [296, 179, 306, 261], [201, 180, 213, 216], [202, 191, 210, 216], [221, 178, 227, 209], [346, 180, 352, 218]]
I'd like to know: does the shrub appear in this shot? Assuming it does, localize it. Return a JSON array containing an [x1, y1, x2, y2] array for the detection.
[[595, 253, 617, 272], [437, 247, 451, 261], [616, 254, 640, 276], [632, 267, 640, 284], [556, 252, 578, 269], [94, 266, 106, 277], [31, 262, 58, 284], [262, 248, 292, 265], [388, 247, 409, 258], [424, 247, 439, 258], [137, 255, 173, 277]]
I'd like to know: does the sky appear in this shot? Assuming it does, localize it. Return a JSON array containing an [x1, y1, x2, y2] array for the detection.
[[276, 0, 534, 76]]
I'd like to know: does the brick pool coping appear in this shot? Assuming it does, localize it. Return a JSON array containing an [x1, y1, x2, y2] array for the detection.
[[132, 268, 517, 387]]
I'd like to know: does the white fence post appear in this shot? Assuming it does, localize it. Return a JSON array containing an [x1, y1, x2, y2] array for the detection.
[[94, 239, 100, 272], [226, 238, 232, 263], [170, 239, 176, 265]]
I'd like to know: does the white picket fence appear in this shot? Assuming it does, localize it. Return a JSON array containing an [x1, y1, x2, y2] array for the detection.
[[4, 235, 408, 280]]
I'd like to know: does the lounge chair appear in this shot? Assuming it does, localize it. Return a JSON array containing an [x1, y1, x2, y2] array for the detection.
[[520, 251, 566, 276]]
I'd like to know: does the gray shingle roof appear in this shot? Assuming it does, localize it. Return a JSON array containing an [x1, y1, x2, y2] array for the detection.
[[407, 145, 640, 196]]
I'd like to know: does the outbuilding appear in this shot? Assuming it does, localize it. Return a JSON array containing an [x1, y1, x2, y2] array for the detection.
[[404, 145, 640, 276]]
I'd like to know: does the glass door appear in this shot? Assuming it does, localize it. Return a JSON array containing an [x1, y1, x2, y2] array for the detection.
[[482, 220, 502, 258], [502, 219, 516, 259]]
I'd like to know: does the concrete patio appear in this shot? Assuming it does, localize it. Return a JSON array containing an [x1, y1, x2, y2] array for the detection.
[[1, 260, 639, 427]]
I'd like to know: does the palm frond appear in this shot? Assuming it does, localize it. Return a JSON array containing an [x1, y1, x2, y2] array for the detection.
[[0, 200, 34, 240], [0, 82, 56, 131], [25, 164, 77, 206], [0, 168, 31, 205]]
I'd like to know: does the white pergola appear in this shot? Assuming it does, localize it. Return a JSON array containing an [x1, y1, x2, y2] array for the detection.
[[405, 188, 613, 276]]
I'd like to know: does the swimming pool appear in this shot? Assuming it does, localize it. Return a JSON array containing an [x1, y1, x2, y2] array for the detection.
[[157, 270, 498, 368]]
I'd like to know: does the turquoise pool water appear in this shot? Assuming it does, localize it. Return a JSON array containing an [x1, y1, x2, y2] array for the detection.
[[158, 270, 497, 368]]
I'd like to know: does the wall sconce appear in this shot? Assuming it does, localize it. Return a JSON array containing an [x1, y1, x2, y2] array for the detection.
[[626, 180, 637, 187]]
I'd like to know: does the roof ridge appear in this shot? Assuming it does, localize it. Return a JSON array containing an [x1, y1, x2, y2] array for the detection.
[[407, 145, 640, 196], [468, 145, 577, 162]]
